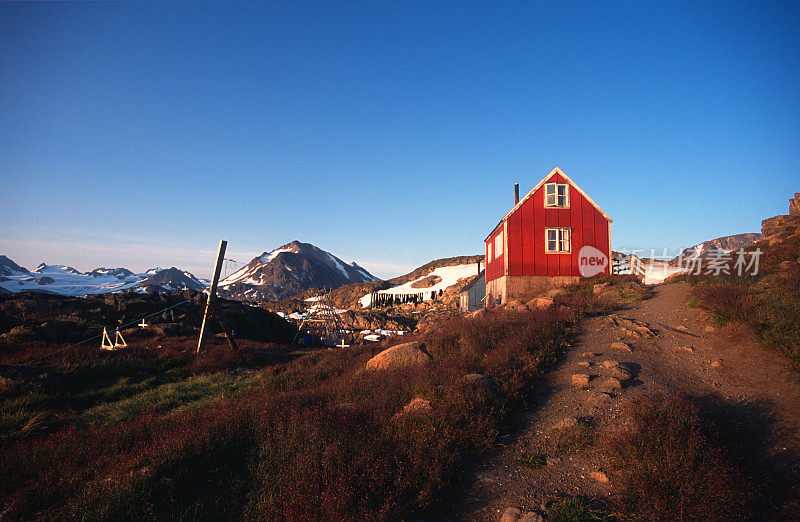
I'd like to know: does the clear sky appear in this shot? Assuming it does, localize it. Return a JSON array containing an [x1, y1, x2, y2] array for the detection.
[[1, 1, 798, 279]]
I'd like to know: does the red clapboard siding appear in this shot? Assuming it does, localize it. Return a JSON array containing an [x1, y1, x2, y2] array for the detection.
[[508, 208, 523, 275], [521, 198, 534, 276], [533, 189, 546, 275]]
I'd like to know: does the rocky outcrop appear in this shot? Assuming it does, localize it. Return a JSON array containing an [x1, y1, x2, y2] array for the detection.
[[0, 290, 297, 345], [365, 341, 432, 371], [762, 193, 800, 244]]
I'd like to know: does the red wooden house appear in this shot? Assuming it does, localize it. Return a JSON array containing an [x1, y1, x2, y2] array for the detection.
[[484, 167, 612, 304]]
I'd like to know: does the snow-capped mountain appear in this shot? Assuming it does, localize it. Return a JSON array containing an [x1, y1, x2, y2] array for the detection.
[[0, 256, 208, 296], [0, 255, 28, 276], [218, 240, 380, 301], [135, 267, 206, 292], [87, 267, 136, 278]]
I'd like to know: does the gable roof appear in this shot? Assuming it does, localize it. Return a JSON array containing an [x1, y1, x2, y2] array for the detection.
[[484, 167, 612, 241]]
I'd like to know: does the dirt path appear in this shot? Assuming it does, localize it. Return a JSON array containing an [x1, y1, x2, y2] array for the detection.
[[454, 282, 800, 520]]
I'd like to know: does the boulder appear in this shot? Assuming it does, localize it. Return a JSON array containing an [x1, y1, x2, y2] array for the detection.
[[611, 341, 633, 352], [466, 307, 488, 320], [590, 471, 610, 483], [501, 507, 523, 522], [2, 324, 41, 342], [526, 297, 554, 309], [598, 377, 623, 392], [398, 396, 432, 416], [365, 341, 432, 371], [572, 374, 590, 387]]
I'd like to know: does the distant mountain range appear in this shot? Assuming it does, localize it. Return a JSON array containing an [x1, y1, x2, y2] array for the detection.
[[0, 241, 379, 300], [0, 255, 207, 296], [217, 241, 380, 301]]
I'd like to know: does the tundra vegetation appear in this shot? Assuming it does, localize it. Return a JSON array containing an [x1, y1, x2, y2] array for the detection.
[[0, 272, 770, 519], [687, 233, 800, 374]]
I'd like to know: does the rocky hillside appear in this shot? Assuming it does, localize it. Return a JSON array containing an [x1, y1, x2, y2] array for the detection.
[[384, 255, 484, 286], [0, 290, 296, 347], [217, 241, 380, 302], [762, 192, 800, 244], [671, 232, 762, 262]]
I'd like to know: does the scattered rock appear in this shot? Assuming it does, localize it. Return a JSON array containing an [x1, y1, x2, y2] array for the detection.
[[710, 359, 724, 369], [365, 342, 432, 371], [598, 377, 623, 392], [704, 325, 716, 333], [611, 341, 633, 352], [602, 362, 632, 380], [572, 374, 590, 387], [577, 361, 591, 368], [501, 507, 523, 522], [527, 297, 554, 309], [590, 471, 610, 483], [606, 315, 656, 337], [593, 282, 610, 294], [582, 352, 601, 358], [676, 345, 695, 354]]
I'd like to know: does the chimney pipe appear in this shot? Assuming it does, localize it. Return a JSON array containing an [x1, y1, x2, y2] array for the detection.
[[514, 183, 519, 204]]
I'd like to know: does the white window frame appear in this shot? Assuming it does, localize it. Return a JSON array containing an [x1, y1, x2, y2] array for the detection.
[[494, 231, 503, 259], [544, 183, 570, 208], [545, 227, 571, 254]]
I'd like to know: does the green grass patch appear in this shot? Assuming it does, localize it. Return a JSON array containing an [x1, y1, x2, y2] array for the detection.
[[548, 497, 612, 521], [556, 418, 596, 454], [515, 452, 546, 469]]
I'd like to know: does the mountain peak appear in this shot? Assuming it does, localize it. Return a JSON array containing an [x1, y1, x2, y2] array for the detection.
[[0, 255, 29, 276], [219, 241, 379, 301]]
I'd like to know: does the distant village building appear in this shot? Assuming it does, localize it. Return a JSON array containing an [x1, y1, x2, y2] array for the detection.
[[484, 167, 612, 304], [458, 270, 485, 312]]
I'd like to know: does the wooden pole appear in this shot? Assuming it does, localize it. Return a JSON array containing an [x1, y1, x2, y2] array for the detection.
[[197, 240, 227, 353]]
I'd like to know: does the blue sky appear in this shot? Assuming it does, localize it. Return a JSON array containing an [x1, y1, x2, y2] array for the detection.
[[1, 1, 798, 279]]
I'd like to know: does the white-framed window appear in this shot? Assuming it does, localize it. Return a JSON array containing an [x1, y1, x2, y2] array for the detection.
[[494, 232, 503, 258], [544, 183, 569, 208], [546, 228, 571, 253], [487, 242, 492, 263]]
